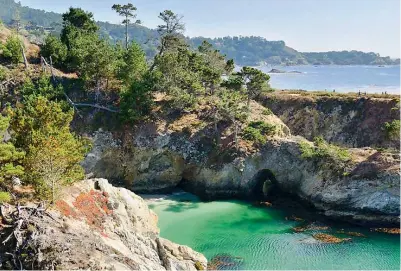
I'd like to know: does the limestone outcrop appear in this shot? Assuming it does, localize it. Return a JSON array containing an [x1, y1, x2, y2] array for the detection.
[[257, 92, 400, 149], [82, 125, 400, 227], [0, 179, 207, 270]]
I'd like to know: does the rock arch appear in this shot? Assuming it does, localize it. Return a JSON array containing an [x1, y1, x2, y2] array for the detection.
[[251, 169, 278, 199]]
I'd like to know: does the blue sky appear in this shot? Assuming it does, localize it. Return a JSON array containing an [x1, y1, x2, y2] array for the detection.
[[19, 0, 400, 57]]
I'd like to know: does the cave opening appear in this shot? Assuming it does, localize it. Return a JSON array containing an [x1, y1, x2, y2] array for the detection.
[[251, 169, 278, 200]]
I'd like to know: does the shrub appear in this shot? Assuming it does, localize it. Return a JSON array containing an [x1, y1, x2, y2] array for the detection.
[[41, 35, 68, 66], [299, 136, 350, 162], [0, 191, 11, 203], [262, 108, 273, 116], [0, 34, 23, 64], [0, 65, 8, 81], [383, 120, 400, 140], [169, 87, 197, 111], [242, 126, 266, 145], [119, 76, 154, 123], [242, 121, 277, 145], [248, 121, 276, 135], [9, 96, 89, 202]]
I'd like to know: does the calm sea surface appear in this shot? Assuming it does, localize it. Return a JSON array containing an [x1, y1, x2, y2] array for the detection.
[[147, 192, 400, 270], [256, 65, 400, 94]]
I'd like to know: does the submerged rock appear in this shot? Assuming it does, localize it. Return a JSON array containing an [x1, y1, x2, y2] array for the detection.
[[371, 228, 401, 234], [208, 254, 244, 270], [336, 230, 366, 237], [268, 68, 286, 73], [313, 233, 351, 244]]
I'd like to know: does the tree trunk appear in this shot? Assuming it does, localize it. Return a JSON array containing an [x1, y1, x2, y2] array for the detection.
[[125, 15, 129, 50], [214, 112, 220, 147], [21, 44, 29, 70], [52, 179, 55, 205], [49, 56, 55, 81], [234, 120, 239, 150]]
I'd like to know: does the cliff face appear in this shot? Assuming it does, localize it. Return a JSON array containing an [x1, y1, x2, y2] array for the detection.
[[0, 179, 207, 270], [257, 93, 400, 149], [81, 98, 400, 227]]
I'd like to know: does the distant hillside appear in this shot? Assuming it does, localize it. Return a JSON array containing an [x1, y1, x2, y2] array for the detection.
[[1, 0, 399, 66]]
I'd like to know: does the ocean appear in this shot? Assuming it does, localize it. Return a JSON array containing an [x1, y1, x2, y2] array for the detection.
[[256, 65, 400, 94]]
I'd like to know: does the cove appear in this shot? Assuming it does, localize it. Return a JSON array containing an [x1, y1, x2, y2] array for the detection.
[[145, 192, 400, 270]]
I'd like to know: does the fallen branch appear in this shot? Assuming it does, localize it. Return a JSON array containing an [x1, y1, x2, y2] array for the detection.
[[41, 56, 119, 114], [72, 103, 119, 113], [0, 203, 47, 269]]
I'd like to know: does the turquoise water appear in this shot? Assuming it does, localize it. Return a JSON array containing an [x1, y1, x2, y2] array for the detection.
[[147, 192, 400, 270], [257, 65, 400, 94]]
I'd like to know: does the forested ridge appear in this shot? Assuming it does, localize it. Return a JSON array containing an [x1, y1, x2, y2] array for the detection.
[[1, 0, 399, 66]]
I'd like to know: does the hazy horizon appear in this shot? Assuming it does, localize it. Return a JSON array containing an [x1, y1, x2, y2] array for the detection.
[[18, 0, 401, 58]]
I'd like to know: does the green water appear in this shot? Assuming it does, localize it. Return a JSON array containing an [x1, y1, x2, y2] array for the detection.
[[147, 192, 400, 270]]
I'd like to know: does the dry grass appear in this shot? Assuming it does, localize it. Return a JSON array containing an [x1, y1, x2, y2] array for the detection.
[[270, 89, 399, 100], [0, 26, 40, 59]]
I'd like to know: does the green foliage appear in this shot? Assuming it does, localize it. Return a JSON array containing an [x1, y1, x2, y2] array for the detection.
[[0, 115, 25, 185], [383, 120, 400, 140], [242, 121, 276, 145], [41, 35, 67, 66], [154, 44, 204, 104], [235, 66, 271, 104], [189, 36, 400, 66], [221, 75, 243, 92], [0, 65, 8, 81], [248, 121, 276, 135], [61, 7, 99, 50], [0, 34, 23, 64], [112, 3, 141, 49], [262, 108, 273, 116], [74, 36, 117, 86], [299, 136, 350, 162], [0, 191, 11, 203], [20, 75, 64, 101], [116, 42, 147, 84], [197, 40, 234, 92], [9, 93, 89, 201], [119, 74, 155, 123], [242, 126, 266, 145], [216, 88, 248, 120], [169, 87, 197, 111]]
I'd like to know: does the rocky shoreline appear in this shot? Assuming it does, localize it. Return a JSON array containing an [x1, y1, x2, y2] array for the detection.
[[80, 97, 400, 228], [0, 179, 207, 270]]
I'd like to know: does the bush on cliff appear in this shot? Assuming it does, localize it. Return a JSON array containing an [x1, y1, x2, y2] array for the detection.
[[41, 35, 68, 66], [242, 121, 277, 145], [299, 136, 350, 162], [0, 191, 11, 203], [0, 34, 23, 64], [383, 120, 400, 140], [119, 74, 155, 123], [0, 115, 25, 197], [8, 91, 89, 202]]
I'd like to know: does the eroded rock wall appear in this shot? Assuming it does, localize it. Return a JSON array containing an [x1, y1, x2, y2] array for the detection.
[[257, 93, 400, 149], [82, 127, 400, 227]]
